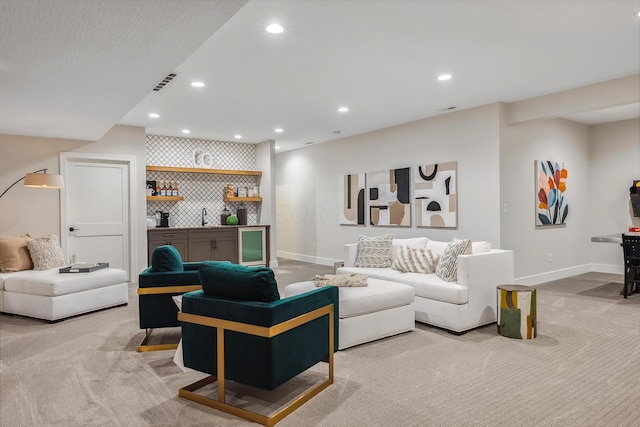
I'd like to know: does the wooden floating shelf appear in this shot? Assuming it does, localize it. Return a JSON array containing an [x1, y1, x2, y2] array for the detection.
[[146, 165, 262, 176], [223, 196, 262, 202], [146, 196, 184, 201]]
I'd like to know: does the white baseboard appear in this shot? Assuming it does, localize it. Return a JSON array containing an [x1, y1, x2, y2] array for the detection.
[[590, 263, 623, 275], [514, 264, 592, 286], [276, 251, 340, 267]]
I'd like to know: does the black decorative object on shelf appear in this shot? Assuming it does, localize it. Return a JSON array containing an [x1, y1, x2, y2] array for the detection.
[[631, 180, 640, 217]]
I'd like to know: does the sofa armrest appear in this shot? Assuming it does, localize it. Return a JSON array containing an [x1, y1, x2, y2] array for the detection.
[[456, 249, 514, 319], [344, 243, 358, 267]]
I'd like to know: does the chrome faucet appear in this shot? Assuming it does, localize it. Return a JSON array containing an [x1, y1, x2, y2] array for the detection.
[[201, 208, 207, 226]]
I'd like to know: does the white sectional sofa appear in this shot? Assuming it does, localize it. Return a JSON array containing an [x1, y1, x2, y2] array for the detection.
[[0, 267, 128, 322], [337, 237, 514, 333]]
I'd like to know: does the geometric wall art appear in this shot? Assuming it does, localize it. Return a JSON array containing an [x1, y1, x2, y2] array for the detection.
[[338, 173, 366, 225], [414, 161, 457, 228], [535, 160, 568, 226], [367, 167, 411, 227]]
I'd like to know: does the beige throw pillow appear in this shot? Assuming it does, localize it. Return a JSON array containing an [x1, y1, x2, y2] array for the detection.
[[354, 234, 394, 268], [392, 246, 439, 274], [435, 238, 471, 282], [0, 234, 33, 272], [27, 234, 66, 271], [312, 273, 368, 287]]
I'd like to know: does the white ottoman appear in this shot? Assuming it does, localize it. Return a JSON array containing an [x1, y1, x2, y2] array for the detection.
[[2, 267, 128, 322], [284, 278, 415, 350]]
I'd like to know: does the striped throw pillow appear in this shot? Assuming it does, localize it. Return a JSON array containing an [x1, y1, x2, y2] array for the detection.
[[354, 234, 393, 268], [392, 246, 439, 274], [435, 238, 471, 282]]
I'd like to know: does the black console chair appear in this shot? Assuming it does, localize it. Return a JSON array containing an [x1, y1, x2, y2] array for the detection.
[[621, 233, 640, 298]]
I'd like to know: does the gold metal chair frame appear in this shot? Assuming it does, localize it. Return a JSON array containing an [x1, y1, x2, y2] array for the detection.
[[136, 285, 201, 352], [177, 304, 335, 427]]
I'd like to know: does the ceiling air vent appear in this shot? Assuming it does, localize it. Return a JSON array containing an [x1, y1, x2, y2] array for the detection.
[[153, 73, 177, 91]]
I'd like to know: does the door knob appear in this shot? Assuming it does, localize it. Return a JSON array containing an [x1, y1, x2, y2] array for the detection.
[[69, 227, 79, 232]]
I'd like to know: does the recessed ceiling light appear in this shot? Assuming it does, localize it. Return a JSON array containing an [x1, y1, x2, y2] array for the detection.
[[266, 23, 284, 34], [338, 106, 349, 112], [148, 113, 159, 118], [182, 129, 190, 134], [437, 74, 452, 81], [636, 9, 640, 17], [274, 146, 280, 150], [274, 128, 284, 133], [234, 135, 242, 139], [190, 81, 205, 88]]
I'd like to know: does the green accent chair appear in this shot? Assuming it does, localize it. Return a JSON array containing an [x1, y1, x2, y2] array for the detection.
[[178, 261, 339, 426], [137, 245, 203, 351]]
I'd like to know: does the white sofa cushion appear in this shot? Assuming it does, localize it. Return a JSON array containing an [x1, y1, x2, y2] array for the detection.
[[425, 239, 450, 256], [285, 278, 415, 318], [4, 268, 127, 297], [472, 241, 492, 254], [393, 272, 468, 304], [0, 272, 12, 291]]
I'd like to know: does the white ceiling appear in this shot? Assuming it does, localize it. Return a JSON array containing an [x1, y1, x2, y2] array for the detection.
[[2, 1, 639, 152]]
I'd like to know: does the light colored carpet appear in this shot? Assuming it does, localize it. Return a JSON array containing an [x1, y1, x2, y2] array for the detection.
[[1, 262, 639, 427]]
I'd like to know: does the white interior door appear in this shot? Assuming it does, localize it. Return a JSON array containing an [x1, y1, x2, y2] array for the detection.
[[61, 154, 134, 280]]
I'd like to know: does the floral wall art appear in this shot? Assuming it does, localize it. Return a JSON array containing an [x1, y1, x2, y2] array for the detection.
[[367, 167, 411, 227], [536, 160, 568, 226], [338, 173, 366, 225], [414, 161, 457, 228]]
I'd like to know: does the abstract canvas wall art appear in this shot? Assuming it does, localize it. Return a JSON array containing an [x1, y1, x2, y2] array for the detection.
[[367, 167, 411, 227], [414, 161, 457, 228], [338, 173, 366, 225], [536, 160, 568, 226]]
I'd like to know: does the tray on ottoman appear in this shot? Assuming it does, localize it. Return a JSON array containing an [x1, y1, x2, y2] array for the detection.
[[59, 263, 109, 273]]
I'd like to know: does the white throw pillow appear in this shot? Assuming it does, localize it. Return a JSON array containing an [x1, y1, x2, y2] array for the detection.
[[354, 234, 394, 268], [27, 234, 66, 271], [391, 237, 428, 263], [392, 246, 439, 274], [435, 238, 471, 282]]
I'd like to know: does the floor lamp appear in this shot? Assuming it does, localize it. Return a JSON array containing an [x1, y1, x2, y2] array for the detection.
[[0, 169, 65, 199]]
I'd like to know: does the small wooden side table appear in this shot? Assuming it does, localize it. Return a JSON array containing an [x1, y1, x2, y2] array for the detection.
[[497, 284, 537, 339]]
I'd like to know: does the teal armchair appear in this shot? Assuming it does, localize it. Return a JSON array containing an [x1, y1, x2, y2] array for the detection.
[[178, 261, 338, 426], [137, 245, 202, 351]]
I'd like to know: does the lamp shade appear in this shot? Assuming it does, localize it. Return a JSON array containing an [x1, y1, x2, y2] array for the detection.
[[23, 172, 64, 189]]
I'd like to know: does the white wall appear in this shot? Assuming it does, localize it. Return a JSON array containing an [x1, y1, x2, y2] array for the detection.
[[255, 139, 278, 267], [589, 118, 640, 273], [276, 103, 503, 265], [500, 117, 591, 284], [0, 125, 147, 275]]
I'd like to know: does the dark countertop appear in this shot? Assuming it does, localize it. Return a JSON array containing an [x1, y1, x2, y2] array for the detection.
[[148, 224, 269, 231]]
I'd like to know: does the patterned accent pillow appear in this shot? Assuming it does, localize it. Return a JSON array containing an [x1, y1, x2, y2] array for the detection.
[[354, 234, 393, 268], [311, 273, 368, 287], [27, 234, 66, 271], [435, 238, 472, 282], [392, 246, 439, 274], [0, 234, 33, 272]]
